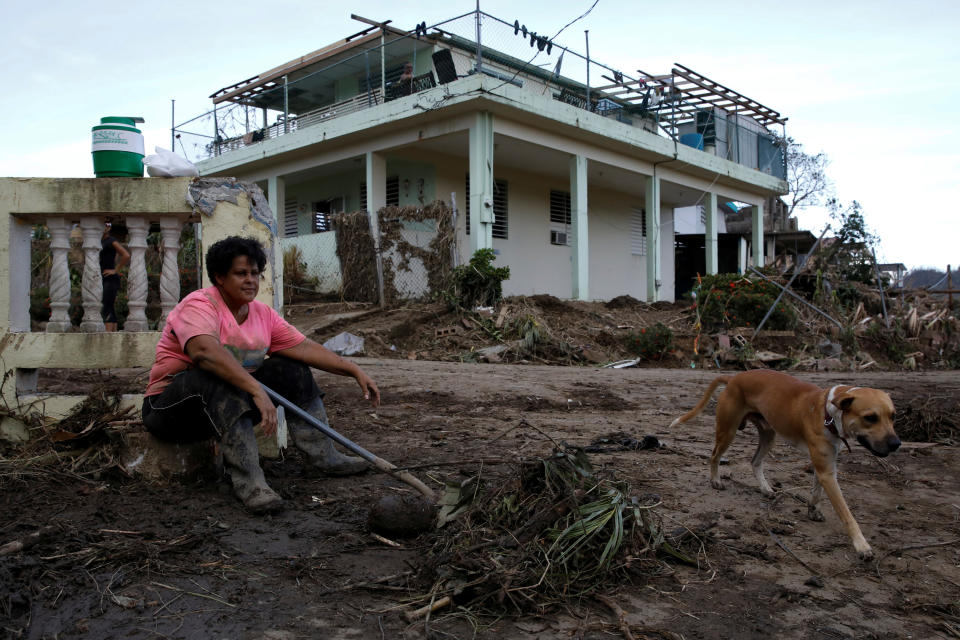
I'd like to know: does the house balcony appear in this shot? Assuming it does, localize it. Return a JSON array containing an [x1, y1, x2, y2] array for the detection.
[[177, 11, 787, 181]]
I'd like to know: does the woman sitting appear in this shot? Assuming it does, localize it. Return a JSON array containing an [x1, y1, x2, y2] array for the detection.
[[142, 236, 379, 513]]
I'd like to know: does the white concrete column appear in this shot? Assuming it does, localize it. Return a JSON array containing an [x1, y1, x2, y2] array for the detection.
[[158, 218, 182, 329], [79, 217, 105, 332], [704, 192, 719, 275], [738, 236, 749, 274], [752, 201, 764, 268], [123, 216, 150, 331], [365, 151, 387, 306], [267, 175, 286, 310], [469, 111, 495, 253], [570, 155, 589, 301], [45, 217, 72, 333], [644, 175, 661, 302], [765, 236, 776, 267]]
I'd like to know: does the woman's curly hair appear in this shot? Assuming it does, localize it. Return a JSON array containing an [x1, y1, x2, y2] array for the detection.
[[206, 236, 267, 283]]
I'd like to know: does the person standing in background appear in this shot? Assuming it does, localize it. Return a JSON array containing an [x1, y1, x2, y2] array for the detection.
[[100, 221, 130, 332]]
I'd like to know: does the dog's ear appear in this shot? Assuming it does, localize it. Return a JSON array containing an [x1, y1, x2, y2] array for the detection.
[[837, 396, 855, 412]]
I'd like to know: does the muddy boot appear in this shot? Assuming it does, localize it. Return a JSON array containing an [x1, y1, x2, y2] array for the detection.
[[290, 398, 368, 476], [221, 417, 284, 513]]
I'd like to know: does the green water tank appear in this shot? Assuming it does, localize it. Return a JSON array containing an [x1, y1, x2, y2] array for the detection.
[[91, 117, 145, 177]]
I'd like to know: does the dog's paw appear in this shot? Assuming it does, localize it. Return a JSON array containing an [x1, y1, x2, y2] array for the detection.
[[807, 506, 825, 522], [855, 544, 874, 561], [710, 478, 725, 490]]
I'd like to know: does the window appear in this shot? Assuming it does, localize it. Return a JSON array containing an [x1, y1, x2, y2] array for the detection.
[[312, 197, 343, 233], [283, 199, 299, 237], [465, 174, 508, 239], [549, 190, 571, 246], [359, 182, 367, 212], [630, 207, 647, 256], [386, 176, 399, 206]]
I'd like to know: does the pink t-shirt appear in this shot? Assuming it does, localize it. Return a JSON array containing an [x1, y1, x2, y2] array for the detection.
[[145, 286, 305, 396]]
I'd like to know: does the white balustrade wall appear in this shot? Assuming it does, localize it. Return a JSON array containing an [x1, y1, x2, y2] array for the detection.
[[42, 215, 187, 333]]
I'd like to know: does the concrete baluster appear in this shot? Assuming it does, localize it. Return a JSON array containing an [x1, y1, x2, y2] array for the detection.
[[45, 217, 72, 333], [158, 218, 181, 329], [123, 216, 150, 331], [79, 217, 105, 332]]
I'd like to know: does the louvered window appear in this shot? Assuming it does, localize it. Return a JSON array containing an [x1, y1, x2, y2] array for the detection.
[[359, 182, 367, 212], [549, 190, 571, 246], [313, 210, 330, 233], [630, 207, 647, 256], [283, 199, 299, 237], [465, 174, 508, 239], [386, 176, 399, 206]]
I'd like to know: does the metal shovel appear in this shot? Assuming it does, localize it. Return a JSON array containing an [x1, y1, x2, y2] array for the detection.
[[259, 382, 436, 501]]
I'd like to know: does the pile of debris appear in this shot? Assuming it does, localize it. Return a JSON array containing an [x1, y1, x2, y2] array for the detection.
[[410, 449, 706, 617]]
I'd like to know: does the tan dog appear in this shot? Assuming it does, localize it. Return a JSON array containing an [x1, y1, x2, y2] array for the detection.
[[670, 369, 900, 559]]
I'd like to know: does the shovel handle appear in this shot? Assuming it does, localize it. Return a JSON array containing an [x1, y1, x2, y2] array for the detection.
[[259, 382, 436, 501]]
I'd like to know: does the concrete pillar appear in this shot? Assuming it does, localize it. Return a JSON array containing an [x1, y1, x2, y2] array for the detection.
[[79, 217, 105, 333], [158, 218, 182, 330], [704, 192, 718, 275], [267, 175, 286, 310], [45, 217, 72, 333], [570, 155, 589, 301], [468, 111, 495, 253], [365, 152, 387, 307], [123, 216, 150, 331], [738, 236, 748, 274], [752, 200, 764, 268], [644, 175, 661, 302]]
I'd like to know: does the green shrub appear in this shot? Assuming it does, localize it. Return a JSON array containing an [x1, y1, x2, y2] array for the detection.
[[692, 273, 797, 331], [447, 248, 510, 309], [625, 323, 674, 360]]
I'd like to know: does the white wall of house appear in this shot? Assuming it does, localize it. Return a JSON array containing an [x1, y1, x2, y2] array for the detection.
[[674, 205, 729, 235], [431, 158, 678, 301]]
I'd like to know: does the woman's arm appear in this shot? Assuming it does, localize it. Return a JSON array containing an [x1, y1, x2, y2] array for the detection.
[[184, 333, 278, 435], [113, 241, 130, 270], [274, 338, 380, 407], [103, 241, 131, 276]]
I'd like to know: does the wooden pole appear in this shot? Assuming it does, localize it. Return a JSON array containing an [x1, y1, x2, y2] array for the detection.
[[948, 264, 953, 310]]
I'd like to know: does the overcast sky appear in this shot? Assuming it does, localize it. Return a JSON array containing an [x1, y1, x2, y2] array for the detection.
[[2, 0, 957, 270]]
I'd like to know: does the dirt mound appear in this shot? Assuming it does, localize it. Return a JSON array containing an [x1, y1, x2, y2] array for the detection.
[[605, 294, 645, 309]]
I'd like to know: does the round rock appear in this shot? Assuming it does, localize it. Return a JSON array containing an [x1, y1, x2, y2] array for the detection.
[[368, 494, 436, 537]]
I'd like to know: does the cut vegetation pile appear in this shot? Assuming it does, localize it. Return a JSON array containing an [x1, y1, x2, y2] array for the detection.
[[414, 448, 704, 616]]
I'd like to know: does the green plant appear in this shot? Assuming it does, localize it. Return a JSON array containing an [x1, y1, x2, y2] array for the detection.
[[447, 248, 510, 309], [625, 323, 674, 360], [691, 272, 797, 331]]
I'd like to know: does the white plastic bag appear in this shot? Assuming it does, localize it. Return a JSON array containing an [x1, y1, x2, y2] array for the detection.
[[142, 147, 199, 177], [323, 332, 365, 356]]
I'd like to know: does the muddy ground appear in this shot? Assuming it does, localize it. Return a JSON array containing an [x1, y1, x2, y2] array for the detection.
[[2, 361, 958, 640]]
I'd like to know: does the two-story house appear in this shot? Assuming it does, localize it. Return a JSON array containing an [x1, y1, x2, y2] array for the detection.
[[188, 11, 789, 302]]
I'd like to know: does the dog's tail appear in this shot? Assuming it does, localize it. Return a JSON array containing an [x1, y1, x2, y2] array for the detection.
[[669, 376, 731, 428]]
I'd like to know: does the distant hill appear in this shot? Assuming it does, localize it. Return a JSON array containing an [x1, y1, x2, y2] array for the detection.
[[904, 266, 960, 289]]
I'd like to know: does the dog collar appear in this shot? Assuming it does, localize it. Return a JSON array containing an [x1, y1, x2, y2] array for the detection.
[[824, 386, 852, 453]]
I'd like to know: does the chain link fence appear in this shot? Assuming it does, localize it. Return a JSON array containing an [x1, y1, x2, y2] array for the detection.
[[282, 202, 456, 306]]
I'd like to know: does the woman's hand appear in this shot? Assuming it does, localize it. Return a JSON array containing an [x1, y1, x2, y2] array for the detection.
[[102, 268, 118, 276], [356, 370, 381, 407], [252, 388, 278, 436]]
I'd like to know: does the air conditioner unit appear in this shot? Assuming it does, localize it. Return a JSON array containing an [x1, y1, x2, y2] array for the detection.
[[550, 230, 569, 245]]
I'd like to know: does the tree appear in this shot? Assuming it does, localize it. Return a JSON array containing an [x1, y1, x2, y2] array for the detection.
[[783, 137, 832, 216], [820, 199, 878, 285]]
